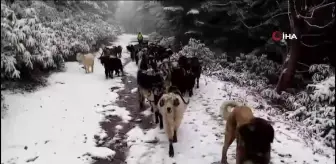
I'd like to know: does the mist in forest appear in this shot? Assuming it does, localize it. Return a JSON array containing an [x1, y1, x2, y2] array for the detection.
[[114, 1, 163, 35]]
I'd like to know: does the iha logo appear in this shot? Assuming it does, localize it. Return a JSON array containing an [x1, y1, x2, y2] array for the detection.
[[272, 31, 297, 41]]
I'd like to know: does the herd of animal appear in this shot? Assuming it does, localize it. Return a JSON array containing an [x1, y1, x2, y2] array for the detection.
[[127, 41, 275, 164], [76, 40, 275, 164], [76, 45, 124, 79]]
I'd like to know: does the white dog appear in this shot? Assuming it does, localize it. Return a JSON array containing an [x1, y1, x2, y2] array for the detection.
[[157, 91, 189, 157]]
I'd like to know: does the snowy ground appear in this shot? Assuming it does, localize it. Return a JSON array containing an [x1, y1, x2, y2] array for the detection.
[[125, 75, 335, 164], [1, 34, 335, 164], [1, 34, 135, 164]]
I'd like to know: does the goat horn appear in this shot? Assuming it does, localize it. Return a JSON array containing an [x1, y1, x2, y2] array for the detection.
[[176, 91, 189, 104]]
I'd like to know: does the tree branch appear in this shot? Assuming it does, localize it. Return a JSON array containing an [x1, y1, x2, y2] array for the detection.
[[293, 0, 335, 19], [304, 18, 334, 28], [301, 33, 324, 37], [210, 1, 239, 7], [240, 12, 289, 29], [297, 62, 310, 68], [300, 40, 325, 48], [292, 0, 335, 29], [309, 1, 334, 13]]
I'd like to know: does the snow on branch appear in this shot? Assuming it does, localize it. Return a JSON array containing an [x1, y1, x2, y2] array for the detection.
[[307, 76, 335, 104], [184, 30, 202, 35], [1, 1, 121, 79], [163, 6, 184, 12], [187, 9, 199, 15]]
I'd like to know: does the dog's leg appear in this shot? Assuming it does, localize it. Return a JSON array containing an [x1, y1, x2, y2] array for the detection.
[[120, 67, 124, 76], [91, 65, 94, 73], [221, 117, 236, 164], [189, 89, 193, 97], [196, 77, 200, 88], [165, 125, 175, 157], [158, 112, 163, 129], [138, 89, 144, 110], [169, 140, 174, 157], [85, 65, 88, 73], [154, 111, 163, 129], [104, 68, 109, 79], [173, 114, 183, 143], [110, 70, 114, 79], [115, 69, 119, 76], [197, 77, 200, 88], [150, 103, 157, 124], [150, 102, 155, 112], [173, 130, 177, 143]]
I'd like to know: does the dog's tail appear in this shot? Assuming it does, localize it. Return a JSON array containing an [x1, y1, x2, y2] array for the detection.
[[219, 100, 242, 120]]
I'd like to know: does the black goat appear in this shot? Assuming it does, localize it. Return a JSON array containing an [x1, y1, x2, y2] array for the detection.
[[99, 56, 123, 79], [116, 45, 122, 58], [137, 70, 165, 129], [170, 67, 187, 95], [189, 57, 202, 88], [175, 56, 202, 96], [126, 44, 135, 61], [178, 56, 189, 70]]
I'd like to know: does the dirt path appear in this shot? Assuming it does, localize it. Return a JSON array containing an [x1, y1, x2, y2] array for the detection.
[[93, 59, 154, 164]]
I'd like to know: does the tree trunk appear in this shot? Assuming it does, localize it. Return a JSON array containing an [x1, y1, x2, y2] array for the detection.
[[275, 0, 304, 93]]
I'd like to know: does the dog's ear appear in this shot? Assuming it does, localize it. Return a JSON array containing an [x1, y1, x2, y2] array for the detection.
[[173, 98, 180, 106], [159, 98, 165, 107]]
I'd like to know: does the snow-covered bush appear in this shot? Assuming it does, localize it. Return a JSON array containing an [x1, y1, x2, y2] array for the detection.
[[258, 63, 335, 148], [171, 38, 277, 88], [284, 65, 335, 148], [148, 32, 163, 44], [158, 36, 175, 48], [1, 1, 121, 80], [176, 38, 221, 73]]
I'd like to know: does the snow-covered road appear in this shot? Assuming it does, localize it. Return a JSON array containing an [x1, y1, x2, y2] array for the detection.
[[1, 34, 334, 164]]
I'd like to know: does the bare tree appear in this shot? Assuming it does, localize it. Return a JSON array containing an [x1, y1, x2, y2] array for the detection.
[[276, 0, 335, 93]]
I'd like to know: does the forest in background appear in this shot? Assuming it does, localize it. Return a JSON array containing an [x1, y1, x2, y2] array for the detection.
[[1, 0, 335, 149], [1, 0, 122, 83]]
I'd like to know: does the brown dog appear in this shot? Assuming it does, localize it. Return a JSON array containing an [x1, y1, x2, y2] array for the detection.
[[219, 100, 274, 164]]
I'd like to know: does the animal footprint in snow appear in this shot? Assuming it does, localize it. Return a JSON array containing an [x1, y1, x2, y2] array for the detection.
[[278, 153, 292, 158], [83, 134, 88, 143], [211, 161, 221, 164]]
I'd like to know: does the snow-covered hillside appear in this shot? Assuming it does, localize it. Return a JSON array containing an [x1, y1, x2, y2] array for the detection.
[[1, 34, 335, 164]]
